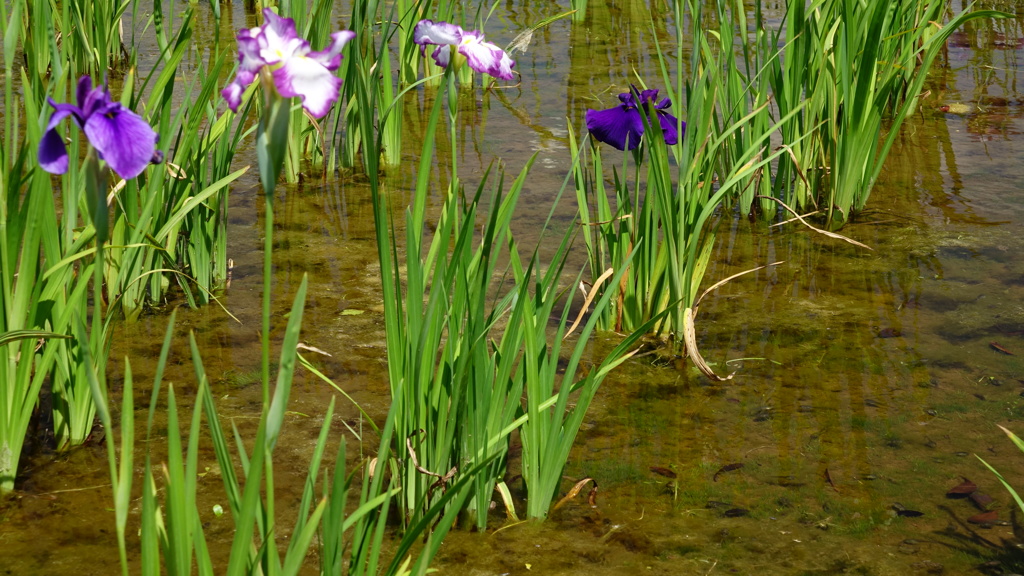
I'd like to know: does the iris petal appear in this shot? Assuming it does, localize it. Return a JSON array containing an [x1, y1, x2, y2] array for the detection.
[[222, 27, 267, 112], [38, 102, 86, 174], [75, 76, 93, 110], [458, 33, 515, 80], [38, 128, 70, 174], [585, 105, 644, 151], [414, 20, 462, 47], [309, 30, 356, 70], [83, 104, 159, 180], [656, 111, 682, 145], [221, 82, 247, 113], [272, 56, 342, 118], [260, 8, 300, 57], [431, 44, 452, 68]]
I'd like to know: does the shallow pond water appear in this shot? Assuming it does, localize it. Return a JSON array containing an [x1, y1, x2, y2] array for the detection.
[[4, 0, 1024, 574]]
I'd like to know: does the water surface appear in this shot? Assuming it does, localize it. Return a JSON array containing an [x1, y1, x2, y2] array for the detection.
[[4, 0, 1024, 574]]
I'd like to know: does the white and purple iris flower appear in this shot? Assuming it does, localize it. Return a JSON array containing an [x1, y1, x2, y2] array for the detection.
[[585, 88, 683, 151], [413, 19, 515, 81], [39, 76, 160, 180], [222, 8, 355, 118]]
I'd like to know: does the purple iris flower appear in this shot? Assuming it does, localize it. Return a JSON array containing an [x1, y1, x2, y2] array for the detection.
[[413, 20, 515, 81], [585, 88, 683, 151], [39, 76, 159, 180], [222, 8, 356, 118]]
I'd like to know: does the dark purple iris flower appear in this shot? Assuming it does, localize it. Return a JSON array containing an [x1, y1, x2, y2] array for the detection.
[[39, 76, 159, 180], [585, 87, 683, 151]]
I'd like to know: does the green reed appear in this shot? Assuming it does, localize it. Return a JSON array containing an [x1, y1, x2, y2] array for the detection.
[[339, 0, 401, 171], [0, 0, 242, 484], [106, 8, 246, 319], [0, 77, 80, 491], [279, 0, 339, 180], [1, 5, 57, 481], [59, 0, 137, 76], [87, 295, 403, 576], [352, 39, 648, 522], [362, 65, 520, 527], [824, 0, 1005, 226], [573, 0, 804, 374], [515, 217, 649, 519], [979, 426, 1024, 520], [570, 0, 588, 22], [759, 0, 1008, 227]]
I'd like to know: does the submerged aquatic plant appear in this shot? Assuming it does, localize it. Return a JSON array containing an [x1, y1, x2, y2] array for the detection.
[[585, 87, 682, 151], [222, 8, 355, 118], [413, 19, 515, 80], [39, 76, 159, 180]]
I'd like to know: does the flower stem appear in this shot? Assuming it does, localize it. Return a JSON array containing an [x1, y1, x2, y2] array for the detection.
[[262, 186, 273, 411], [85, 151, 108, 392], [256, 90, 290, 411], [447, 68, 458, 195]]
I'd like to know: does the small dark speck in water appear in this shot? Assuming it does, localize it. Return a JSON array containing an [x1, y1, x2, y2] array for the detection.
[[876, 327, 902, 338], [896, 509, 925, 518], [955, 451, 970, 457]]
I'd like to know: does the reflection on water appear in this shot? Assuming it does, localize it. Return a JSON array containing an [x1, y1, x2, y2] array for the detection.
[[5, 0, 1024, 573]]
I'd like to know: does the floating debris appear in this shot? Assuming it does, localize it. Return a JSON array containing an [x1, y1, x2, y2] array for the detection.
[[968, 510, 999, 525], [990, 341, 1015, 355], [946, 478, 978, 497], [649, 466, 677, 479], [876, 327, 902, 338], [824, 468, 839, 492], [552, 477, 598, 511], [892, 503, 925, 517], [713, 463, 744, 482], [969, 492, 995, 511]]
